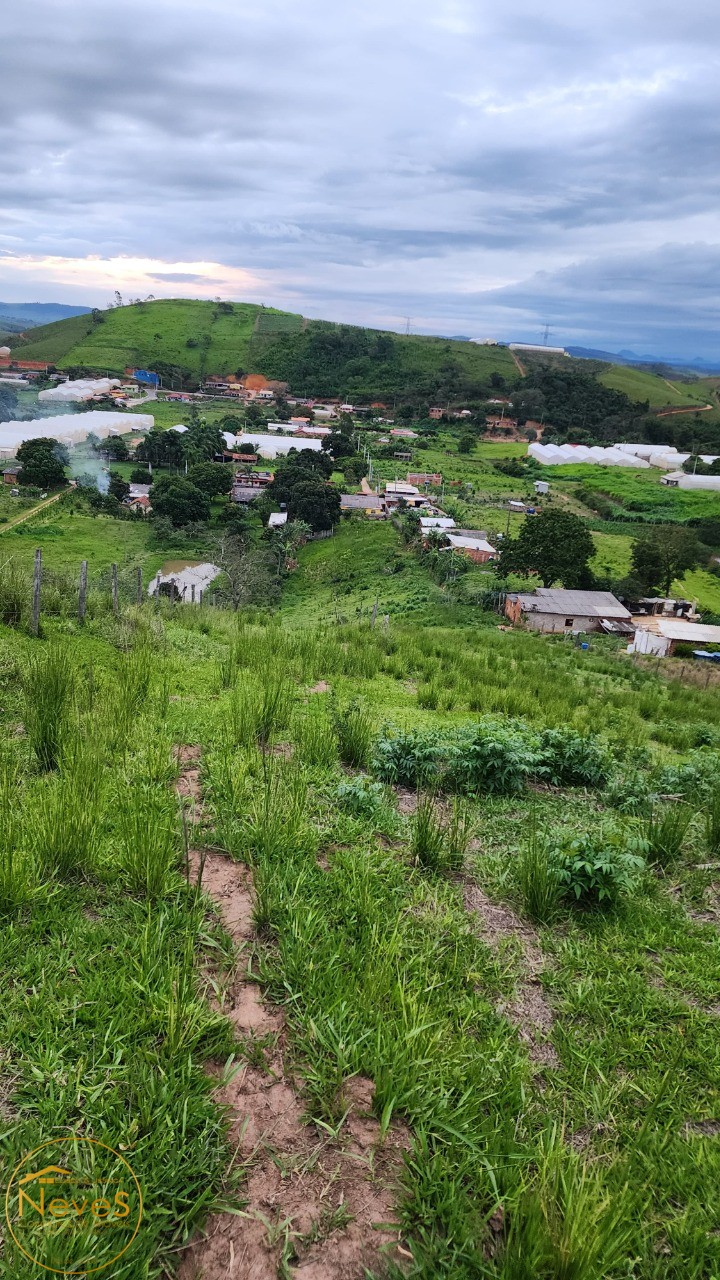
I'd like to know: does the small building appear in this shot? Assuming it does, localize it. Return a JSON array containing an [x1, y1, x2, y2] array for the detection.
[[390, 428, 418, 439], [125, 494, 151, 515], [393, 452, 413, 461], [446, 532, 498, 564], [534, 480, 549, 495], [508, 499, 527, 513], [2, 466, 19, 485], [268, 511, 288, 528], [128, 483, 151, 499], [384, 481, 430, 510], [340, 493, 386, 517], [631, 618, 720, 657], [505, 588, 633, 635], [408, 472, 442, 486], [420, 516, 456, 532], [429, 408, 444, 420]]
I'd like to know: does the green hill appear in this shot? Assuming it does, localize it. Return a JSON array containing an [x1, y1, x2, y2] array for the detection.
[[597, 364, 711, 409], [7, 298, 518, 399]]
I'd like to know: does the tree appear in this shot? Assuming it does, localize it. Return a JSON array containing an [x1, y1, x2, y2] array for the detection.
[[630, 527, 705, 595], [216, 534, 281, 610], [245, 402, 263, 426], [108, 470, 129, 501], [136, 428, 185, 468], [322, 431, 355, 459], [130, 467, 153, 484], [274, 397, 291, 421], [499, 510, 595, 587], [101, 436, 129, 461], [457, 433, 475, 454], [187, 462, 232, 496], [149, 476, 210, 527], [16, 438, 68, 489], [183, 421, 225, 464], [286, 479, 340, 531]]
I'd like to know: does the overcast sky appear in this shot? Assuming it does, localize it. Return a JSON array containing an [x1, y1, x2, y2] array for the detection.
[[2, 0, 720, 356]]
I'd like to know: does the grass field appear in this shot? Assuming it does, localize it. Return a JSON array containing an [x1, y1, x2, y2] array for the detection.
[[1, 570, 720, 1278]]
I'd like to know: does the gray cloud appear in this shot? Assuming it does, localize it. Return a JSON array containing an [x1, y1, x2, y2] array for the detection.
[[1, 0, 719, 356]]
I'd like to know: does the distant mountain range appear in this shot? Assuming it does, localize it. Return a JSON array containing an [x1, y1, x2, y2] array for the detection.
[[0, 302, 92, 332], [566, 344, 720, 375]]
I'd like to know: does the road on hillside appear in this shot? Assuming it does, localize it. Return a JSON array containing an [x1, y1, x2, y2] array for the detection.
[[0, 490, 64, 533]]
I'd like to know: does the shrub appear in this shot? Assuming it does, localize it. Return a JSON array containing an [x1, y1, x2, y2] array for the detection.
[[548, 829, 645, 907], [373, 721, 535, 795], [335, 775, 387, 820], [655, 749, 720, 801], [533, 728, 610, 788]]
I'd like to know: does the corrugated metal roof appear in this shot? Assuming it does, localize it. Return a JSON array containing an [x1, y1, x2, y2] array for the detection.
[[634, 618, 720, 643], [340, 493, 384, 509], [516, 589, 631, 618]]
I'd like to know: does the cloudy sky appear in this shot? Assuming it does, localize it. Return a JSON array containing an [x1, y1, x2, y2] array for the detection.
[[1, 0, 719, 356]]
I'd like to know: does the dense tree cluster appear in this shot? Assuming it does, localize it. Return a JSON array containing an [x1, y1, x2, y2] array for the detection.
[[16, 437, 68, 489], [499, 510, 596, 588], [263, 449, 340, 531]]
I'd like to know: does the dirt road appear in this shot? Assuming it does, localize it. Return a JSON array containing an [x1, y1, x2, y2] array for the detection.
[[0, 490, 64, 533]]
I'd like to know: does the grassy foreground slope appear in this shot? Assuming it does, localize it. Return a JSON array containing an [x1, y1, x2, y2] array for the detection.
[[1, 581, 719, 1278]]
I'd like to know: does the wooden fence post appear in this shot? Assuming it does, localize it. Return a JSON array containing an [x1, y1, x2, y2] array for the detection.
[[31, 548, 42, 637], [111, 563, 119, 615], [78, 560, 88, 622], [136, 566, 143, 606], [191, 584, 195, 604]]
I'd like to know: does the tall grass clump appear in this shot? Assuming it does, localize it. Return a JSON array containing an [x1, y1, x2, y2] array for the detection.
[[516, 820, 562, 924], [293, 699, 338, 768], [500, 1127, 637, 1279], [0, 557, 29, 628], [22, 643, 74, 771], [332, 698, 372, 769], [705, 791, 720, 854], [0, 749, 31, 911], [410, 794, 446, 872], [644, 803, 693, 868], [410, 796, 471, 873], [116, 786, 179, 898], [230, 674, 293, 748], [33, 741, 103, 877]]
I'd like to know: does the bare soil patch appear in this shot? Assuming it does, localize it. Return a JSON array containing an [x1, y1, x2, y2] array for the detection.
[[461, 882, 559, 1068], [174, 744, 203, 804], [178, 792, 410, 1277], [393, 788, 418, 816], [309, 681, 331, 694]]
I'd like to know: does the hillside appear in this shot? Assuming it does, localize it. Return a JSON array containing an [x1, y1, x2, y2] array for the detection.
[[8, 298, 518, 398], [597, 364, 711, 409]]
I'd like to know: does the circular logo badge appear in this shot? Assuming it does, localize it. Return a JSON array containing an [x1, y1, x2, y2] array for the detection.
[[5, 1136, 143, 1276]]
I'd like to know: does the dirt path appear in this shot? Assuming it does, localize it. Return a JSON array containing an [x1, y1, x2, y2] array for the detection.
[[655, 403, 713, 417], [0, 490, 64, 533], [461, 882, 559, 1068], [175, 752, 410, 1280], [508, 350, 526, 377]]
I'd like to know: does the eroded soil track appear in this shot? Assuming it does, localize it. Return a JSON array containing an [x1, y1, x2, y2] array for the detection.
[[175, 754, 410, 1280]]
